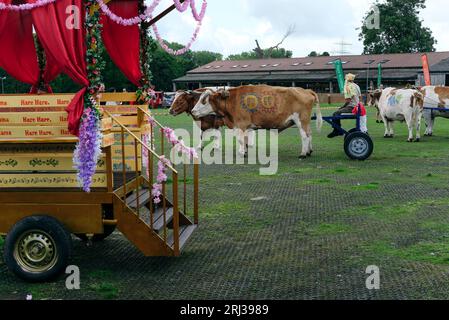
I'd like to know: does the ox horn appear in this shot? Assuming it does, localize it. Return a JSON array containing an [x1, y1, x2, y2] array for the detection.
[[220, 90, 230, 99]]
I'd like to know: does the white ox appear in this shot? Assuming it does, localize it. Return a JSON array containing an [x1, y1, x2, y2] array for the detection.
[[378, 88, 424, 142], [421, 86, 449, 136]]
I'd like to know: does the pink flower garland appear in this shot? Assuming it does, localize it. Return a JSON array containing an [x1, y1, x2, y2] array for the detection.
[[152, 156, 171, 204], [96, 0, 206, 56], [96, 0, 162, 26], [152, 18, 202, 56], [0, 0, 56, 11]]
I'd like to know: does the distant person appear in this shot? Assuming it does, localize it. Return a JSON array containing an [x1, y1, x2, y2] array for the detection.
[[328, 73, 362, 138]]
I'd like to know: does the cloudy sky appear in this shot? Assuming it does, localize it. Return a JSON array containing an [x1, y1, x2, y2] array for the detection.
[[149, 0, 449, 58]]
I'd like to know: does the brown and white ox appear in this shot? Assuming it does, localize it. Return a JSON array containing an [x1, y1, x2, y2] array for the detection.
[[420, 86, 449, 136], [377, 87, 424, 142], [367, 89, 383, 123], [169, 88, 227, 150], [191, 85, 323, 158]]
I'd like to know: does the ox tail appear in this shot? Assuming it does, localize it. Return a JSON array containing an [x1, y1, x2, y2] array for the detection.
[[311, 91, 323, 133]]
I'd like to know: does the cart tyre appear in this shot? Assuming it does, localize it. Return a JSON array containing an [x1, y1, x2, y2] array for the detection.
[[344, 132, 373, 161], [4, 215, 72, 283], [347, 128, 360, 135], [75, 225, 116, 242]]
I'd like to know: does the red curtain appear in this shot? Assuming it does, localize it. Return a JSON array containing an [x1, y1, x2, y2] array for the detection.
[[0, 0, 12, 32], [101, 0, 143, 86], [30, 0, 88, 135], [0, 4, 40, 85]]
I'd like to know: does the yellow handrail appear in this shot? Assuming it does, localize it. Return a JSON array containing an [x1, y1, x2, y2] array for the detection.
[[103, 110, 178, 174], [137, 106, 167, 130]]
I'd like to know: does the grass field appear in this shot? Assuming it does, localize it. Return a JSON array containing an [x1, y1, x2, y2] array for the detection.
[[2, 105, 449, 300]]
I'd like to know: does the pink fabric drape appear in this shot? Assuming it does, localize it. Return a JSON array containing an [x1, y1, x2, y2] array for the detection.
[[101, 0, 143, 86], [30, 0, 88, 135]]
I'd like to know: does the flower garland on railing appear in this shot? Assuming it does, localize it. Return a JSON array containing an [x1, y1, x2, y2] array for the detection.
[[152, 156, 171, 204], [73, 0, 105, 192], [143, 115, 197, 204], [0, 0, 56, 11]]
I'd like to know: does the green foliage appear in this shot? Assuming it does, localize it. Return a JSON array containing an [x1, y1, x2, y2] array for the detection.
[[227, 47, 293, 60], [359, 0, 437, 54]]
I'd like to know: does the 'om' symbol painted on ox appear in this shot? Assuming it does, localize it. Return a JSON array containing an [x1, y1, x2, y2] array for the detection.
[[241, 93, 279, 114]]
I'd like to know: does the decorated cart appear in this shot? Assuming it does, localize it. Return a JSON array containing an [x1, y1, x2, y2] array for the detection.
[[0, 0, 205, 282]]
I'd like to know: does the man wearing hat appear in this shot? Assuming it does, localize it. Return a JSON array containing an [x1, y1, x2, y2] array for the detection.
[[328, 73, 362, 138]]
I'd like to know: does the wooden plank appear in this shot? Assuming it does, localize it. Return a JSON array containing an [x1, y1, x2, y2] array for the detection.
[[102, 133, 115, 148], [0, 191, 113, 204], [0, 94, 74, 109], [0, 173, 108, 188], [0, 204, 103, 234], [99, 93, 137, 102], [0, 126, 72, 139], [101, 117, 113, 131], [111, 145, 142, 157], [111, 132, 141, 145], [0, 143, 75, 153], [0, 112, 112, 131], [112, 115, 139, 127], [112, 157, 142, 172], [0, 153, 106, 172], [102, 105, 150, 115], [0, 112, 68, 126]]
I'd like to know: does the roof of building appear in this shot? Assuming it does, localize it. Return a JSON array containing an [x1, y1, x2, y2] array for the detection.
[[186, 52, 449, 75], [430, 57, 449, 73], [175, 68, 421, 83]]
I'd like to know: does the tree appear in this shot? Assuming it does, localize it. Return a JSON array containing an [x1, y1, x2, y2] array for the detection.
[[192, 51, 223, 66], [228, 48, 292, 61], [254, 25, 296, 59], [359, 0, 436, 54], [308, 51, 330, 57]]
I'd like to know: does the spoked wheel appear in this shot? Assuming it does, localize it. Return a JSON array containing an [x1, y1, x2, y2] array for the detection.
[[4, 216, 72, 282], [344, 132, 374, 161]]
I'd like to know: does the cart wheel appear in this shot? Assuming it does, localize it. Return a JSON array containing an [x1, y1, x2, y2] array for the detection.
[[347, 128, 360, 135], [4, 216, 72, 282], [344, 132, 373, 161], [75, 225, 116, 242]]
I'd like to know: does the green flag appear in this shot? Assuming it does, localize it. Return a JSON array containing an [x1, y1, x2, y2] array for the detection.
[[334, 60, 345, 93], [377, 63, 382, 88]]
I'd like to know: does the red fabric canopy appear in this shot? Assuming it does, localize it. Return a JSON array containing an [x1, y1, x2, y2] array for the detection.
[[30, 0, 88, 135], [0, 0, 11, 32], [101, 0, 143, 86], [0, 4, 40, 85]]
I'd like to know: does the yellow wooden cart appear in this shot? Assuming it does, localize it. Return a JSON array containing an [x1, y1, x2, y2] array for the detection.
[[0, 92, 199, 282]]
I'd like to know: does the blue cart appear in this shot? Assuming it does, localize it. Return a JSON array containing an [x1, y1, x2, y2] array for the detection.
[[312, 108, 374, 161]]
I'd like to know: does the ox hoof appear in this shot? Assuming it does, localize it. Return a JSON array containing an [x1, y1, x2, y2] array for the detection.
[[307, 151, 313, 157], [415, 138, 421, 143], [299, 155, 307, 160], [384, 135, 393, 139], [407, 139, 414, 143], [424, 133, 433, 137]]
